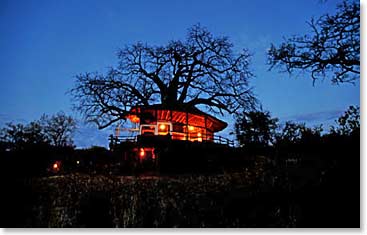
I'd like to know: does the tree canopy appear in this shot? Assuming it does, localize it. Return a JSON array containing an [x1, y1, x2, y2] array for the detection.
[[267, 0, 359, 84], [275, 121, 323, 146], [0, 122, 49, 150], [234, 105, 360, 149], [235, 110, 278, 148], [330, 105, 359, 136], [71, 25, 256, 129], [0, 112, 76, 150], [40, 112, 77, 147]]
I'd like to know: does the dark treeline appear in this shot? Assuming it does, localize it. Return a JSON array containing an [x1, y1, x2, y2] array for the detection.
[[0, 106, 360, 227], [234, 105, 360, 227], [0, 0, 359, 227]]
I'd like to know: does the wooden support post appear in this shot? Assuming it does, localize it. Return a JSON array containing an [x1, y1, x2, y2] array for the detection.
[[186, 112, 189, 141], [204, 116, 207, 141]]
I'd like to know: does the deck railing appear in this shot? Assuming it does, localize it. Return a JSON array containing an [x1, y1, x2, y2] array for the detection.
[[109, 135, 137, 145], [212, 135, 235, 147], [109, 133, 235, 147]]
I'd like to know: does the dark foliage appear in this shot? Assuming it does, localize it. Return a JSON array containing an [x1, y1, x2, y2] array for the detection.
[[0, 112, 76, 151], [0, 106, 359, 228], [0, 122, 50, 151], [276, 121, 323, 147], [235, 110, 278, 148], [267, 0, 360, 84], [40, 112, 77, 147], [330, 105, 359, 135], [71, 24, 256, 129]]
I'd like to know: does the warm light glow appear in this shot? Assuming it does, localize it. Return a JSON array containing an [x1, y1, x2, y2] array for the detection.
[[139, 148, 145, 158], [53, 163, 58, 169], [159, 124, 166, 131], [128, 115, 140, 123], [188, 125, 195, 131], [128, 107, 227, 134], [76, 160, 80, 164], [141, 125, 156, 135], [197, 133, 202, 137]]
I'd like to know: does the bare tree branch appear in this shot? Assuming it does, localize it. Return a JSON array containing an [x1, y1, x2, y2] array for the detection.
[[267, 0, 359, 84], [70, 25, 256, 129]]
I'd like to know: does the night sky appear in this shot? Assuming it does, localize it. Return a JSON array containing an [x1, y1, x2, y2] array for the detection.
[[0, 0, 360, 147]]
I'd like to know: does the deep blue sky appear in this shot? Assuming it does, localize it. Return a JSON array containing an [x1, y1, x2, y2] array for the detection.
[[0, 0, 360, 147]]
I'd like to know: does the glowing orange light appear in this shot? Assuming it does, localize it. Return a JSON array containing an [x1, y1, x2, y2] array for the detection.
[[128, 115, 140, 123], [159, 124, 166, 131], [188, 126, 195, 131], [198, 133, 203, 142], [53, 163, 58, 169], [139, 148, 145, 158]]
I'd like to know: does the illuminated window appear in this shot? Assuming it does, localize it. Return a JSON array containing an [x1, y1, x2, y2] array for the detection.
[[157, 122, 171, 135], [159, 124, 166, 131]]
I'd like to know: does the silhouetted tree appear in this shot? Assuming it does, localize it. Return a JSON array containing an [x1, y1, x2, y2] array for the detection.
[[0, 112, 76, 150], [276, 121, 323, 145], [40, 112, 76, 147], [71, 24, 256, 129], [330, 105, 359, 136], [235, 110, 278, 148], [268, 0, 359, 84], [276, 122, 304, 144], [0, 121, 50, 150]]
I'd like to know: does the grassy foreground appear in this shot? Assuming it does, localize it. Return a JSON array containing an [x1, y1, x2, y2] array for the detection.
[[28, 168, 294, 228]]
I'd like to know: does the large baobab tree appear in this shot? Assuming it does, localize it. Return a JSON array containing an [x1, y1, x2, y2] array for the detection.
[[71, 25, 256, 129]]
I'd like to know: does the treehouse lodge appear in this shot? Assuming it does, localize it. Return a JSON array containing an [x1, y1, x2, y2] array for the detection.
[[109, 105, 234, 168]]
